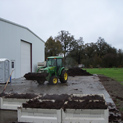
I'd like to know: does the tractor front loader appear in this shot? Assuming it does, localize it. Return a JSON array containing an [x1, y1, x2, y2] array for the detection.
[[24, 56, 68, 85]]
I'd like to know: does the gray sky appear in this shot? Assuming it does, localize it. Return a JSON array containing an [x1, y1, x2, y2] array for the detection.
[[0, 0, 123, 50]]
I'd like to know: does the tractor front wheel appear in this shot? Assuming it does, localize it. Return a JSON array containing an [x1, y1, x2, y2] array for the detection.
[[49, 75, 58, 85], [60, 70, 68, 83]]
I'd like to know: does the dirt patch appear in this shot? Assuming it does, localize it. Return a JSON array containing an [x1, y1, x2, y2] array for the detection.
[[63, 95, 107, 110], [108, 103, 121, 123], [67, 67, 92, 76], [4, 93, 38, 99], [24, 72, 48, 81], [0, 92, 8, 97], [71, 94, 104, 101], [63, 100, 107, 110], [99, 75, 123, 122], [23, 94, 107, 110], [23, 99, 64, 109], [23, 94, 70, 109]]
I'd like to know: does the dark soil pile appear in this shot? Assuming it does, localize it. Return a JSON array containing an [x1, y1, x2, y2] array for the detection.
[[71, 95, 104, 101], [23, 94, 107, 110], [23, 94, 70, 109], [23, 99, 64, 109], [99, 75, 123, 123], [67, 67, 92, 76], [63, 100, 107, 110], [63, 95, 107, 110], [4, 93, 38, 99], [24, 72, 48, 81], [108, 103, 121, 123], [0, 92, 8, 97]]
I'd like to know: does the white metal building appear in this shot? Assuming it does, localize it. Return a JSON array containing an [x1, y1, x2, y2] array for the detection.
[[0, 18, 45, 79]]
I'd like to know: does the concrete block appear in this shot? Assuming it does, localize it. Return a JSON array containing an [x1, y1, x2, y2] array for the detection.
[[18, 107, 62, 123], [0, 97, 29, 110], [62, 109, 109, 123]]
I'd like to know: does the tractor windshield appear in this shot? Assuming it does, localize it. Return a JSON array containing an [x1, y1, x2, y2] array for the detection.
[[46, 58, 56, 67]]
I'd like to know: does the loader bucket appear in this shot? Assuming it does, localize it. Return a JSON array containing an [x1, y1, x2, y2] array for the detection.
[[24, 73, 48, 84]]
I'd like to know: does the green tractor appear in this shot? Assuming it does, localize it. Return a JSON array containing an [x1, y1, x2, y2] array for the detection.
[[24, 56, 68, 85]]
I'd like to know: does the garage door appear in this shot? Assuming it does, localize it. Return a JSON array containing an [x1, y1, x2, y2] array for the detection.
[[21, 41, 31, 77]]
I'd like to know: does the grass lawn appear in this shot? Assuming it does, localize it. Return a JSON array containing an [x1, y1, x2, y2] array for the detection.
[[84, 68, 123, 84]]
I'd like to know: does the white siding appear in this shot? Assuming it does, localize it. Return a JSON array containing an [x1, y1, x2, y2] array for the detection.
[[0, 18, 45, 78]]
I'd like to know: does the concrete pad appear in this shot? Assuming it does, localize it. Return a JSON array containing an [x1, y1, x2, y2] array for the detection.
[[0, 75, 115, 122], [0, 75, 114, 104]]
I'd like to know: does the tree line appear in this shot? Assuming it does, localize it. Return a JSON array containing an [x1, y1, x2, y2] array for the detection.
[[45, 30, 123, 68]]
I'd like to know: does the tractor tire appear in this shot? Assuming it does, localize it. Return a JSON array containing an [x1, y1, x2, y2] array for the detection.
[[60, 70, 68, 83], [49, 75, 58, 85]]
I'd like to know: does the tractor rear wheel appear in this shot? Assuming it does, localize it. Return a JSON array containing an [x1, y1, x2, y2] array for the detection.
[[49, 75, 58, 85], [60, 70, 68, 83]]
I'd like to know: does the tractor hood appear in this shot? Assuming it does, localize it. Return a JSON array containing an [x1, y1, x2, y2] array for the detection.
[[40, 66, 56, 72]]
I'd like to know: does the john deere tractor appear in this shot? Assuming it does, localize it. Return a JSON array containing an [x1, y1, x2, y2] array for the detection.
[[24, 56, 68, 85]]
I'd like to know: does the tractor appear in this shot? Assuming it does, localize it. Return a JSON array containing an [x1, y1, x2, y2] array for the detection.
[[24, 56, 68, 85]]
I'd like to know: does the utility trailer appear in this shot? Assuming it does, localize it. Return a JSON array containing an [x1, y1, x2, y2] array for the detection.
[[17, 94, 109, 123]]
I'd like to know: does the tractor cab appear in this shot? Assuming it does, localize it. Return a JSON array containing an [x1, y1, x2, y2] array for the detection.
[[46, 56, 63, 67]]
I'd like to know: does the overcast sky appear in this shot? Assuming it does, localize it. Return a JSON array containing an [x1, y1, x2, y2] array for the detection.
[[0, 0, 123, 50]]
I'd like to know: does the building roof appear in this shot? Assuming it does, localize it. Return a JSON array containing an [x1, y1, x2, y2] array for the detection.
[[0, 17, 45, 43]]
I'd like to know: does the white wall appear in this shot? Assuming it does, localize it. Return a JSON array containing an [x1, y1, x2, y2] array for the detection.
[[0, 19, 45, 78]]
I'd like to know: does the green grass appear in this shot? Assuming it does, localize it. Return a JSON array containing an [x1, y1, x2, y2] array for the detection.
[[83, 68, 123, 84]]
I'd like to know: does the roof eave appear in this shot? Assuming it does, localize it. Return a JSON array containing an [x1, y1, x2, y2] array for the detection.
[[0, 17, 45, 43]]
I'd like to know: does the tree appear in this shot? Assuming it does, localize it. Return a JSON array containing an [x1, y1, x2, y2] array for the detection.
[[84, 43, 97, 58], [117, 49, 123, 67], [55, 30, 75, 60], [46, 32, 123, 68], [45, 37, 62, 59], [102, 53, 117, 67], [96, 37, 110, 57], [67, 37, 84, 64], [94, 37, 117, 67], [84, 43, 98, 67]]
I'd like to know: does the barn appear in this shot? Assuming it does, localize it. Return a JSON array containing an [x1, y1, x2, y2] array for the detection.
[[0, 18, 45, 79]]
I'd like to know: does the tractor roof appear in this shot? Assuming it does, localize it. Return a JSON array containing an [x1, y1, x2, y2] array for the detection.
[[47, 56, 63, 59]]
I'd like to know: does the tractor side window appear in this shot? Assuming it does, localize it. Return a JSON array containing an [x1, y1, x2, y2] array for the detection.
[[57, 59, 62, 67], [48, 61, 51, 66]]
